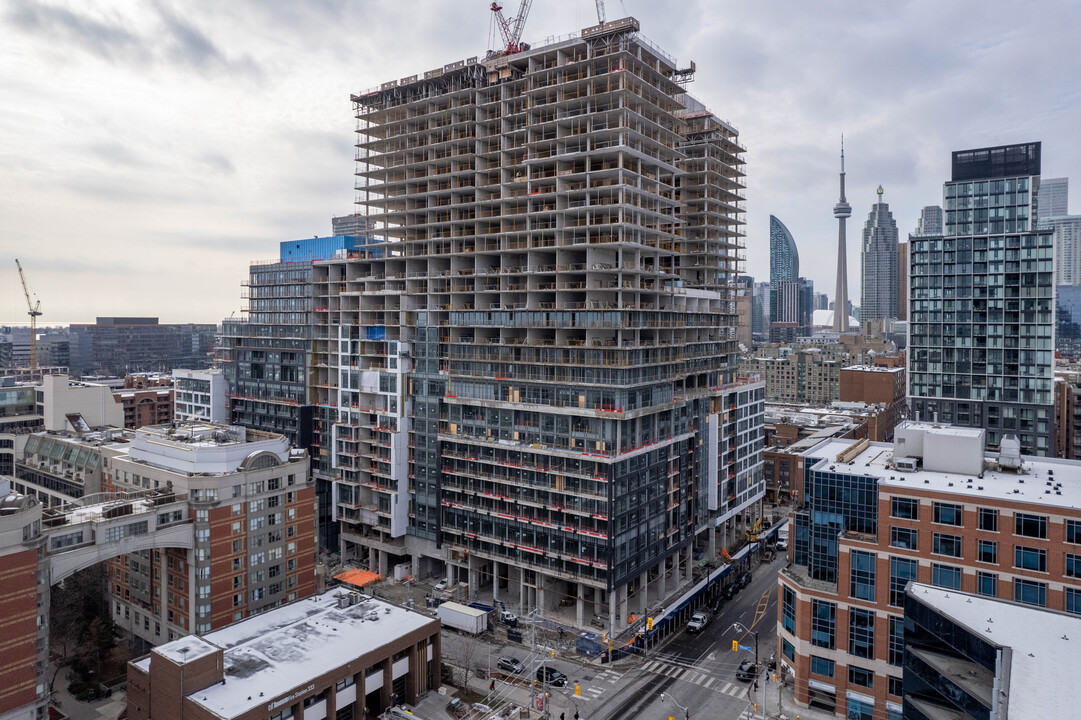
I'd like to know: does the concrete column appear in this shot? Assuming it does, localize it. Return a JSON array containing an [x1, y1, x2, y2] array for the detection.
[[492, 561, 501, 603], [659, 558, 667, 600], [378, 549, 389, 577], [576, 582, 586, 628], [709, 526, 717, 559], [608, 590, 617, 637], [411, 554, 420, 580], [369, 548, 379, 575], [468, 556, 478, 601], [683, 546, 692, 584], [639, 571, 649, 614]]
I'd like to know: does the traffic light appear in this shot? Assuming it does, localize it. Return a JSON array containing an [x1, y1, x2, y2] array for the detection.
[[647, 616, 653, 631], [731, 640, 738, 651]]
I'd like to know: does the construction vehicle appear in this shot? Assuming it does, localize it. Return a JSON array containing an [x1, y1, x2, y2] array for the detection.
[[720, 548, 733, 563], [15, 259, 43, 375], [745, 517, 762, 543]]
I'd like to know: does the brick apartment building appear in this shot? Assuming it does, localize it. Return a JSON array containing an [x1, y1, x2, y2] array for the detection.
[[127, 591, 441, 720], [0, 489, 45, 720], [779, 422, 1081, 719], [113, 374, 174, 429], [102, 423, 314, 643]]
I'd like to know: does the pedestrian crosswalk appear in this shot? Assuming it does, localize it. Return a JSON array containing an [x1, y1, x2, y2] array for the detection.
[[578, 668, 623, 700], [641, 659, 750, 701]]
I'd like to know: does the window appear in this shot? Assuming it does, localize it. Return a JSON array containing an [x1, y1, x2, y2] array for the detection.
[[1067, 588, 1081, 615], [890, 527, 918, 550], [848, 608, 875, 659], [1014, 546, 1047, 572], [1014, 578, 1047, 606], [1067, 519, 1081, 544], [890, 557, 918, 607], [933, 533, 962, 558], [810, 655, 834, 678], [268, 477, 281, 491], [888, 616, 904, 666], [848, 666, 873, 689], [889, 676, 903, 698], [1015, 513, 1047, 539], [849, 551, 876, 601], [1067, 554, 1081, 579], [933, 502, 963, 526], [782, 586, 796, 633], [336, 676, 355, 692], [977, 571, 997, 597], [932, 563, 962, 590], [782, 638, 795, 661], [847, 698, 873, 720], [811, 600, 836, 649], [979, 508, 999, 532], [978, 540, 997, 564], [891, 497, 918, 520]]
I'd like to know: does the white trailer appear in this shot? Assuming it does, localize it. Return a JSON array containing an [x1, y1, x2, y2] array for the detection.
[[438, 601, 487, 635]]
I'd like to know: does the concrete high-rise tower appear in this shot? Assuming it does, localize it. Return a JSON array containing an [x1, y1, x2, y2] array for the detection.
[[833, 141, 852, 332]]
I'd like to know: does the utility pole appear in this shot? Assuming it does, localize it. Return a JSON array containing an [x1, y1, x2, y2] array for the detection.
[[530, 608, 537, 713]]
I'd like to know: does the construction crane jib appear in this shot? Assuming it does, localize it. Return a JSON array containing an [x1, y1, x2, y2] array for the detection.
[[490, 0, 533, 55], [15, 258, 43, 374]]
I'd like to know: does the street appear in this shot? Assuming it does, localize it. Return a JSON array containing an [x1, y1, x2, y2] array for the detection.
[[594, 551, 786, 720]]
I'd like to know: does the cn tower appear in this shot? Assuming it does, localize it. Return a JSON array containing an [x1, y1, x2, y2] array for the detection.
[[833, 138, 852, 332]]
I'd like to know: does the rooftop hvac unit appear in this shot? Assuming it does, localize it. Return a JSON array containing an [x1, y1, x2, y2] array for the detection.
[[893, 457, 918, 472], [999, 435, 1023, 471]]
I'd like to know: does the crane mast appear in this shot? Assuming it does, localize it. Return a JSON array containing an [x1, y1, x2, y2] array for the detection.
[[15, 259, 43, 375], [489, 0, 533, 55]]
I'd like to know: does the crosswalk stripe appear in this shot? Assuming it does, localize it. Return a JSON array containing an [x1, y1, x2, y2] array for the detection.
[[703, 676, 715, 688], [643, 660, 658, 671]]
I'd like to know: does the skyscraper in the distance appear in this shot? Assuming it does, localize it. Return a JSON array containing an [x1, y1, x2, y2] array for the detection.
[[833, 142, 852, 332], [769, 215, 801, 340], [860, 185, 900, 322], [902, 206, 944, 321], [1037, 176, 1068, 221], [909, 141, 1055, 455], [914, 204, 944, 234]]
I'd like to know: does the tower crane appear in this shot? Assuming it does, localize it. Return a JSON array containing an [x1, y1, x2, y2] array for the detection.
[[595, 0, 605, 23], [15, 259, 42, 375], [490, 1, 533, 55]]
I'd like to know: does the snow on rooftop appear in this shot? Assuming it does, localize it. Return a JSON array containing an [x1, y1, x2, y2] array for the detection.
[[156, 636, 219, 665], [805, 438, 1081, 509], [909, 583, 1081, 718], [187, 591, 437, 718]]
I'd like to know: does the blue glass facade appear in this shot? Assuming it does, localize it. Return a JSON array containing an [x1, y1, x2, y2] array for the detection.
[[280, 234, 361, 262]]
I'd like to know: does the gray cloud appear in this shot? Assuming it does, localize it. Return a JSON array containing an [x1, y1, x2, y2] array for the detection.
[[6, 1, 148, 64]]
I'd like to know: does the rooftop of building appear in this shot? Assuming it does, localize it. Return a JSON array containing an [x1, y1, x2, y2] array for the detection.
[[907, 582, 1081, 719], [841, 364, 905, 374], [135, 590, 438, 718], [804, 428, 1081, 510]]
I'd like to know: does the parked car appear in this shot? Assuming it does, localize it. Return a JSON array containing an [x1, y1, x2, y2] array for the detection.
[[776, 538, 789, 551], [536, 666, 568, 687], [738, 571, 753, 589], [723, 583, 738, 601], [687, 611, 710, 633], [735, 659, 759, 681], [767, 654, 777, 672], [434, 578, 449, 592], [497, 656, 525, 674], [708, 595, 724, 613]]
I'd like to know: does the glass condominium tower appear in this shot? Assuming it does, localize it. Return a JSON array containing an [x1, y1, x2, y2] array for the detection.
[[909, 142, 1055, 455]]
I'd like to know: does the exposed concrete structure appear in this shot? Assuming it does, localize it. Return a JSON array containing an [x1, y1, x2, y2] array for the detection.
[[312, 17, 762, 634]]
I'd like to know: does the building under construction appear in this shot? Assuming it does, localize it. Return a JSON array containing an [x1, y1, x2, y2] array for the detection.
[[311, 16, 763, 633]]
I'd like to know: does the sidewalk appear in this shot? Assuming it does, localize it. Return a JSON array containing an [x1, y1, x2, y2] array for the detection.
[[48, 664, 126, 720]]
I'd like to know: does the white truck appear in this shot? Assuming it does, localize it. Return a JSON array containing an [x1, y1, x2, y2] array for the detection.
[[437, 601, 488, 635]]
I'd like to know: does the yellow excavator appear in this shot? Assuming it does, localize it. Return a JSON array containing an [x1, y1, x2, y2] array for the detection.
[[745, 517, 762, 543]]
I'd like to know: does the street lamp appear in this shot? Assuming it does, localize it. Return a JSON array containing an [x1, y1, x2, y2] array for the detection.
[[731, 622, 762, 714], [659, 692, 690, 720]]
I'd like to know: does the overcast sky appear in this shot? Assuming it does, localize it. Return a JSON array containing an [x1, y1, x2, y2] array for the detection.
[[2, 0, 1079, 325]]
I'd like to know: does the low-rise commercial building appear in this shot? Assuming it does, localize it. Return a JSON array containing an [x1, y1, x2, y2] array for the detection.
[[778, 422, 1081, 719], [114, 374, 174, 429], [902, 582, 1081, 720], [127, 590, 441, 720]]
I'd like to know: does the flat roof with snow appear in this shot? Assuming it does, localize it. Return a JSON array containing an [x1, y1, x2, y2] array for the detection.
[[804, 437, 1081, 509], [907, 583, 1081, 719], [181, 591, 438, 718]]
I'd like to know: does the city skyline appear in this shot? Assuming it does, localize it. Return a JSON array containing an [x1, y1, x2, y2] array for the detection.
[[1, 0, 1080, 324]]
